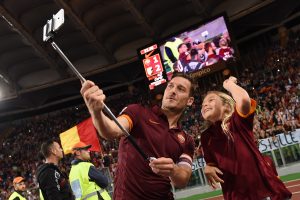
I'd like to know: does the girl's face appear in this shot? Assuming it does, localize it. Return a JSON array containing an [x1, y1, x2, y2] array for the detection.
[[201, 93, 225, 123]]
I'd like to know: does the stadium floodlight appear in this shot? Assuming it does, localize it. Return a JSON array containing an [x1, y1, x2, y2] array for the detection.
[[42, 9, 155, 162]]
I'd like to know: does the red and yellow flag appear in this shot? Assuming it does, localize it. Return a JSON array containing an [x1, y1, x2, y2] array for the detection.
[[59, 118, 101, 154]]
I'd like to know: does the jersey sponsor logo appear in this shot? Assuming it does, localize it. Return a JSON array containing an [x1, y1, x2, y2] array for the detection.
[[54, 170, 61, 191], [149, 119, 160, 125], [54, 170, 60, 179], [177, 133, 185, 144]]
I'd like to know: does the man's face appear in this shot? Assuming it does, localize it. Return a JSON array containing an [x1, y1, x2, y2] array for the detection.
[[178, 44, 188, 54], [219, 39, 228, 47], [52, 142, 64, 159], [14, 181, 26, 192], [162, 76, 194, 113], [77, 149, 91, 161]]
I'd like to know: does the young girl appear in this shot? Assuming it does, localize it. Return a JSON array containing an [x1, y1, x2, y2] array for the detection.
[[200, 76, 291, 200]]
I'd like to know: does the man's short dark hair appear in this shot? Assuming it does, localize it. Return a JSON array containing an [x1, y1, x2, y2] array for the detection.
[[190, 48, 198, 57], [40, 139, 56, 158], [171, 72, 196, 97]]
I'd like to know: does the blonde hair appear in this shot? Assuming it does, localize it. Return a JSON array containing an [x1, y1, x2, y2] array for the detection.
[[202, 91, 235, 140]]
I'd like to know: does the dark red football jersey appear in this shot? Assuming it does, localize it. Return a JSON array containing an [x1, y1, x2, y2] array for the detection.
[[217, 47, 233, 60], [201, 100, 292, 200], [114, 104, 195, 200]]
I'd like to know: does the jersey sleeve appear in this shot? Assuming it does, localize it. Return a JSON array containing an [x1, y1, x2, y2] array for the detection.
[[118, 104, 142, 134], [178, 134, 195, 168], [236, 99, 257, 118], [233, 99, 257, 131], [184, 134, 195, 159]]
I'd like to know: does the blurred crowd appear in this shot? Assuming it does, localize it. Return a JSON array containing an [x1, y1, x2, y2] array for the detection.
[[0, 91, 143, 199], [0, 29, 299, 199]]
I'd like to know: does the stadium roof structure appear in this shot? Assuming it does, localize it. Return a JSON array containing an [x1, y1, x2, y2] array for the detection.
[[0, 0, 299, 122]]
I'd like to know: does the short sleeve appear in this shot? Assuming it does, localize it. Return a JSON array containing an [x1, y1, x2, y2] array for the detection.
[[177, 134, 195, 168], [118, 104, 142, 133], [183, 134, 195, 159], [236, 99, 257, 118], [230, 99, 256, 137]]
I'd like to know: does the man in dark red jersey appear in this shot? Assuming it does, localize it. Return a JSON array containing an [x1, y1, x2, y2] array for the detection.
[[216, 38, 234, 61], [81, 72, 195, 200]]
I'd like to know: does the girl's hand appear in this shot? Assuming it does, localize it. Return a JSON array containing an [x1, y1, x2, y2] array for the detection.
[[223, 76, 237, 91], [204, 165, 224, 189]]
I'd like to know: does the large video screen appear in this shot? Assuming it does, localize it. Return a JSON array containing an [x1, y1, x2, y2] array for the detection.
[[138, 14, 237, 90]]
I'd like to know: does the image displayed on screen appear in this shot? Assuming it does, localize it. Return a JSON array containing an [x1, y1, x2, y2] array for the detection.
[[159, 16, 235, 77]]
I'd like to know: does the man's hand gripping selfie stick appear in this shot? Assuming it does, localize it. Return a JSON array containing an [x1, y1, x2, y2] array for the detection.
[[43, 9, 155, 162]]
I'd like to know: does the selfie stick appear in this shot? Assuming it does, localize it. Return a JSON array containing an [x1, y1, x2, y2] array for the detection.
[[44, 10, 154, 162]]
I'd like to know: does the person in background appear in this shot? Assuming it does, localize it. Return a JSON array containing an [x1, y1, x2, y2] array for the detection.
[[8, 177, 26, 200], [216, 38, 234, 61], [204, 42, 219, 66], [184, 48, 205, 73], [69, 141, 111, 200], [36, 140, 74, 200]]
